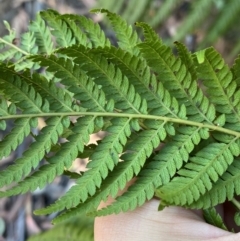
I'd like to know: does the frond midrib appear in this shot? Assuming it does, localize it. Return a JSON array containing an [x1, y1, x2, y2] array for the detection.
[[1, 111, 240, 138]]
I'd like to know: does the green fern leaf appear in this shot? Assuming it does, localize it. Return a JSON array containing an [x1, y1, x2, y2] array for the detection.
[[174, 41, 197, 80], [156, 142, 238, 207], [203, 207, 228, 231], [29, 13, 54, 55], [0, 25, 39, 71], [0, 65, 49, 113], [57, 16, 89, 47], [0, 116, 69, 188], [135, 22, 161, 43], [196, 47, 240, 130], [91, 46, 186, 118], [18, 70, 79, 112], [30, 55, 108, 112], [58, 46, 147, 114], [91, 126, 208, 217], [0, 118, 36, 159], [40, 9, 75, 47], [91, 8, 140, 55], [35, 117, 134, 215], [189, 158, 240, 209], [0, 100, 17, 130], [137, 25, 216, 123], [0, 116, 94, 197], [60, 14, 111, 48], [1, 9, 240, 229], [52, 120, 168, 222]]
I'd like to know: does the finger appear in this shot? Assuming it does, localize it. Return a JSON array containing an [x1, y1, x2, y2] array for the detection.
[[95, 199, 236, 241]]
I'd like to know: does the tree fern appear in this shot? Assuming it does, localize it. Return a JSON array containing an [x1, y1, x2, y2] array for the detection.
[[1, 9, 240, 233]]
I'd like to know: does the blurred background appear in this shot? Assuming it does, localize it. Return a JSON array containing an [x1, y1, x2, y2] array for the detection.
[[0, 0, 240, 240], [1, 0, 240, 62]]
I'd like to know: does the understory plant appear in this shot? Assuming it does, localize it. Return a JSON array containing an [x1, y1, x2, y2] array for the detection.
[[1, 8, 240, 237]]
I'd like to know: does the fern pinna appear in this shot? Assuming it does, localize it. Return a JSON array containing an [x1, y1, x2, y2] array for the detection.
[[0, 8, 240, 229]]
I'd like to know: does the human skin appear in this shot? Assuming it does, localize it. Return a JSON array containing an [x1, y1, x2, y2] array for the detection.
[[94, 199, 240, 241]]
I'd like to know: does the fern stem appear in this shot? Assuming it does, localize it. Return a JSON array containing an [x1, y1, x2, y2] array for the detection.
[[2, 112, 240, 137], [0, 37, 29, 56]]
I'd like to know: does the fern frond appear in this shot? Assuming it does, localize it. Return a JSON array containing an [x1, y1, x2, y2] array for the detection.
[[0, 100, 16, 130], [0, 116, 69, 188], [5, 66, 78, 113], [20, 32, 38, 54], [40, 9, 75, 47], [35, 117, 133, 215], [203, 207, 228, 231], [196, 47, 240, 130], [60, 14, 111, 48], [189, 158, 240, 209], [2, 9, 240, 229], [135, 22, 161, 43], [58, 46, 148, 114], [91, 126, 208, 217], [0, 24, 27, 60], [53, 120, 167, 222], [137, 25, 216, 123], [0, 29, 38, 71], [30, 54, 111, 112], [91, 46, 186, 118], [232, 54, 240, 85], [0, 116, 94, 197], [29, 13, 54, 55], [91, 9, 140, 55], [174, 41, 197, 80], [156, 142, 238, 207], [0, 118, 35, 160], [0, 65, 49, 113]]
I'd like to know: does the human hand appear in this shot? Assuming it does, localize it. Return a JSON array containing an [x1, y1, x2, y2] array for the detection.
[[95, 199, 240, 241]]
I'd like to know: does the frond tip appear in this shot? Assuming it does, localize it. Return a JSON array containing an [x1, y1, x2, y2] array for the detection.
[[0, 9, 240, 229]]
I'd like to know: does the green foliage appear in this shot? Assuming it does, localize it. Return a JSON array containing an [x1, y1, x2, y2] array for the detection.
[[27, 215, 94, 241], [203, 207, 228, 231], [1, 9, 240, 235]]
